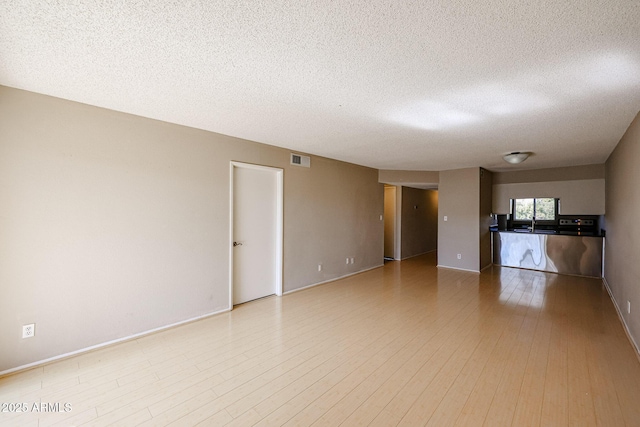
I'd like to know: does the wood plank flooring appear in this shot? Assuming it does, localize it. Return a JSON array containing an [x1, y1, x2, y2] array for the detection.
[[2, 252, 640, 426]]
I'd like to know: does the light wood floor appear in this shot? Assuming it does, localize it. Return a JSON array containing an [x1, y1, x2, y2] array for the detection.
[[2, 252, 640, 426]]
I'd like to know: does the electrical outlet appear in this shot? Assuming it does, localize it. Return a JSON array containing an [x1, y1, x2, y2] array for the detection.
[[457, 254, 462, 260], [318, 264, 322, 272], [628, 301, 631, 314], [346, 258, 349, 264], [444, 216, 448, 221], [350, 257, 354, 264], [22, 324, 35, 338]]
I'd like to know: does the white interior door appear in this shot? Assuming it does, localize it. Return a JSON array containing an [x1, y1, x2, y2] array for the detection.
[[230, 162, 283, 306]]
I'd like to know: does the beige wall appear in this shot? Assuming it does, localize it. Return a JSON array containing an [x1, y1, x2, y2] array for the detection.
[[493, 164, 605, 184], [400, 187, 438, 259], [492, 165, 605, 215], [0, 86, 384, 372], [437, 168, 480, 272], [604, 111, 640, 353], [378, 170, 439, 188]]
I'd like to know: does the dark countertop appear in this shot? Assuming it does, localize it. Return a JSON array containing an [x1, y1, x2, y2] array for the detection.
[[491, 229, 603, 237]]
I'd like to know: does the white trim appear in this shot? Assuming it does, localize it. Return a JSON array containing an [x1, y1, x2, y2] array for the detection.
[[602, 277, 640, 359], [229, 164, 234, 309], [436, 265, 481, 274], [229, 162, 284, 309], [0, 308, 229, 378], [283, 264, 384, 295]]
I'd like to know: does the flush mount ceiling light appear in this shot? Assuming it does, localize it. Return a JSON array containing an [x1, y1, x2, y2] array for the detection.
[[503, 152, 530, 164]]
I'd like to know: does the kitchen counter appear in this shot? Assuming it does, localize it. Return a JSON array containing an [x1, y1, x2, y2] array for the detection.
[[492, 230, 603, 277], [498, 228, 603, 237]]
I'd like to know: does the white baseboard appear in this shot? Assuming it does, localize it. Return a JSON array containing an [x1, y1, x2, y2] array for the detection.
[[284, 264, 384, 295], [602, 277, 640, 359], [436, 265, 480, 274], [0, 308, 230, 378]]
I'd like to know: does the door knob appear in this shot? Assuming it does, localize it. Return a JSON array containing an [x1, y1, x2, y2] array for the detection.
[[233, 242, 242, 247]]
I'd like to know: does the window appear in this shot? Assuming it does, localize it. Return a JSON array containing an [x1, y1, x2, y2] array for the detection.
[[513, 198, 557, 221]]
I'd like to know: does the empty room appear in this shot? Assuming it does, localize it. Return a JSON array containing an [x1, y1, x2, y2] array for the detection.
[[1, 1, 640, 426]]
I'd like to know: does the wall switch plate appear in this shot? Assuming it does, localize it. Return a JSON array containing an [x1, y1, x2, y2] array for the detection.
[[346, 258, 349, 264], [628, 301, 631, 314], [444, 216, 448, 221], [318, 264, 322, 272], [457, 254, 462, 260], [22, 324, 35, 338], [350, 257, 354, 264]]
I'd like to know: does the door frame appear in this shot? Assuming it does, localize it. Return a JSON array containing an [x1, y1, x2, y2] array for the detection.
[[229, 161, 284, 309]]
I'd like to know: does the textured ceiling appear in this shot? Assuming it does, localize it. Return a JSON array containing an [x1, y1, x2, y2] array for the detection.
[[1, 1, 639, 171]]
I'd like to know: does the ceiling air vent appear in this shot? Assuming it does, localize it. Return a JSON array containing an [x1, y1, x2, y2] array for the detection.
[[290, 153, 311, 167]]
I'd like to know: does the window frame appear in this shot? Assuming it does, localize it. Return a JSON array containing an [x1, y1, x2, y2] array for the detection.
[[511, 197, 559, 225]]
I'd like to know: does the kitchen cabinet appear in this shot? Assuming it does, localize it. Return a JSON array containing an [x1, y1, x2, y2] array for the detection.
[[492, 179, 605, 215], [492, 231, 603, 277]]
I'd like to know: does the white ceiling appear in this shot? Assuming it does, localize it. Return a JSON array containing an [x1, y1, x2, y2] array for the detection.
[[1, 1, 639, 172]]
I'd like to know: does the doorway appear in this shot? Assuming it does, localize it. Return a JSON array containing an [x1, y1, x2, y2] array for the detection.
[[229, 162, 283, 307], [384, 185, 439, 261], [384, 185, 400, 260]]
